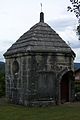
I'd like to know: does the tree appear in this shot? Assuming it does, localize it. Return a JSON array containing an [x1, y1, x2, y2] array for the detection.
[[0, 72, 5, 97], [67, 0, 80, 40]]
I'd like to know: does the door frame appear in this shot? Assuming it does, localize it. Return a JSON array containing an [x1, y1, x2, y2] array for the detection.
[[58, 70, 73, 104]]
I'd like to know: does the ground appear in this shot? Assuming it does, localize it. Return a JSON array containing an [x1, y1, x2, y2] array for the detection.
[[0, 98, 80, 120]]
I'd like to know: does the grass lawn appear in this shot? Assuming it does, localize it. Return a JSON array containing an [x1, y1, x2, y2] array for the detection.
[[0, 103, 80, 120]]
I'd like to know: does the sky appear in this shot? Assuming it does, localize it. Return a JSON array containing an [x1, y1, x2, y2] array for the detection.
[[0, 0, 80, 62]]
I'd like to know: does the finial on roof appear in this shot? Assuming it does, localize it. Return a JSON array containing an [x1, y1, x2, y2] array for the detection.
[[40, 3, 44, 22], [40, 3, 42, 12]]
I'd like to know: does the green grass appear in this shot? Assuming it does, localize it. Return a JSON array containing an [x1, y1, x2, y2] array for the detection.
[[0, 103, 80, 120]]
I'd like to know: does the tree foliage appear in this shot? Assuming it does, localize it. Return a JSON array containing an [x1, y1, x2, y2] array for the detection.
[[67, 0, 80, 40], [0, 72, 5, 97]]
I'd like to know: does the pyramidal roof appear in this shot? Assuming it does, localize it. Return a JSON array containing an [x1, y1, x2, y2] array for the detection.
[[4, 12, 75, 56]]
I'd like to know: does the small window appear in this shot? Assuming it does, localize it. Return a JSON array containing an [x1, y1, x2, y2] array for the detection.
[[12, 60, 19, 74]]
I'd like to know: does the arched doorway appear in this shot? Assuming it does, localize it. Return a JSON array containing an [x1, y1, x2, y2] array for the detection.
[[60, 71, 73, 103], [61, 73, 69, 103]]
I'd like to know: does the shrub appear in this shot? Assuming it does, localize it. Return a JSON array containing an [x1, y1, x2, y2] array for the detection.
[[0, 73, 5, 97]]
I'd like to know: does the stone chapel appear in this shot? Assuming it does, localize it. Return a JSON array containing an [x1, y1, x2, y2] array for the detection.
[[4, 12, 75, 106]]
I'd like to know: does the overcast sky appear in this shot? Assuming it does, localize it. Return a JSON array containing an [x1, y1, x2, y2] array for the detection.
[[0, 0, 80, 62]]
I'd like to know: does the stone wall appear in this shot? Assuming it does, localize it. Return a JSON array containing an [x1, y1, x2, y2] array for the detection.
[[5, 52, 74, 106]]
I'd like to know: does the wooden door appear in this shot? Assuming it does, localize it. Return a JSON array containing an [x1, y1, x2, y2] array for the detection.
[[61, 74, 69, 103]]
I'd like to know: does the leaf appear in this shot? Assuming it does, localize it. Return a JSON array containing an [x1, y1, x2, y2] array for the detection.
[[67, 6, 71, 9], [70, 9, 73, 12], [73, 5, 78, 7], [70, 0, 73, 2], [76, 14, 79, 17], [74, 0, 78, 3], [67, 6, 72, 11]]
